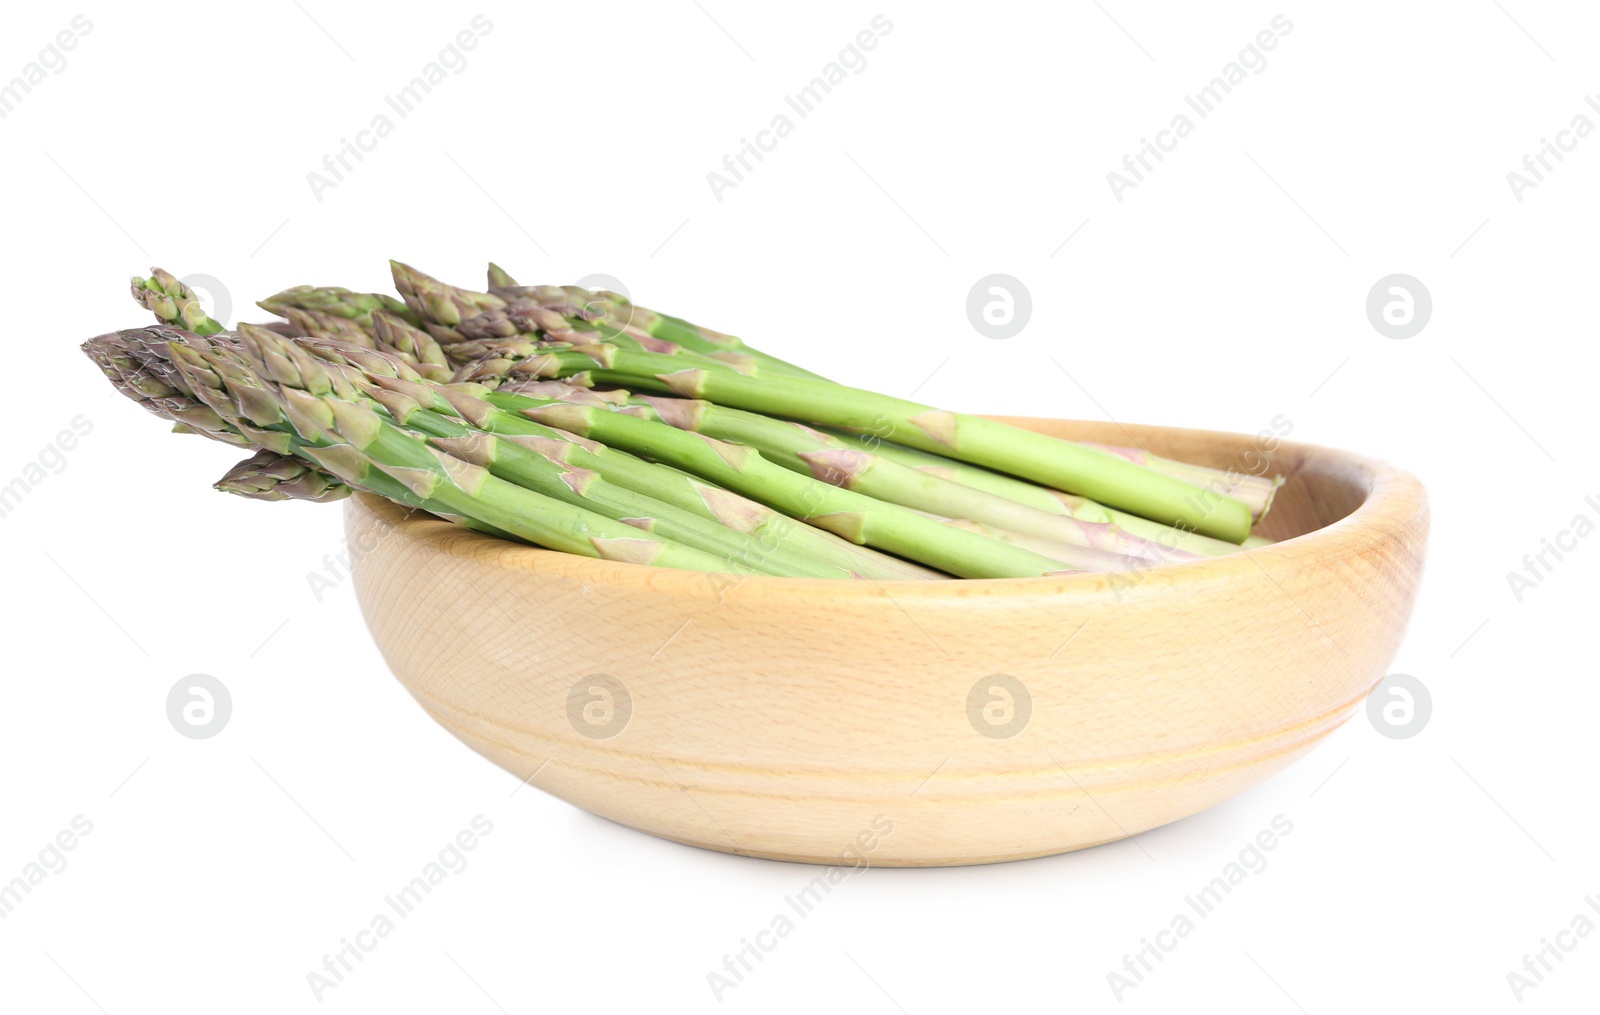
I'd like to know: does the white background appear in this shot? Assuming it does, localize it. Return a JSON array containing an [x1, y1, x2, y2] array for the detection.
[[2, 2, 1596, 1011]]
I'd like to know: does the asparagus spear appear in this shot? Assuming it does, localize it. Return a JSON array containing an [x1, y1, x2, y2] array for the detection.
[[123, 326, 750, 572], [424, 428, 848, 578], [257, 285, 421, 330], [240, 330, 761, 572], [245, 329, 860, 578], [292, 443, 519, 541], [130, 269, 225, 335], [273, 305, 376, 346], [419, 266, 1273, 543], [314, 398, 747, 572], [296, 344, 941, 581], [476, 276, 825, 379], [826, 430, 1263, 557], [830, 421, 1282, 535], [104, 327, 301, 456], [89, 328, 502, 535], [258, 330, 924, 577], [469, 272, 1278, 528], [930, 517, 1147, 572], [433, 305, 735, 375], [454, 339, 1256, 543], [266, 304, 454, 382], [486, 262, 517, 289], [101, 264, 1285, 578], [215, 449, 352, 503], [471, 390, 1077, 579], [85, 329, 483, 525], [518, 382, 1198, 565], [390, 260, 506, 326], [1081, 442, 1281, 522], [84, 332, 254, 447], [415, 261, 806, 377], [370, 311, 452, 381], [478, 263, 822, 379]]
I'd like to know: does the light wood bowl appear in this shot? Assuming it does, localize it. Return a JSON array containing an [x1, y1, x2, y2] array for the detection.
[[347, 417, 1428, 866]]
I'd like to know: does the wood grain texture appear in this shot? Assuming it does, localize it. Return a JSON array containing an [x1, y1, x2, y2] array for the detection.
[[347, 417, 1429, 866]]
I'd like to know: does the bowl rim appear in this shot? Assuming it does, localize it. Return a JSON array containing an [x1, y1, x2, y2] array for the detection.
[[347, 416, 1428, 601]]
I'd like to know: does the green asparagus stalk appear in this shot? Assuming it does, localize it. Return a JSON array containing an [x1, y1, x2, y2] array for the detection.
[[125, 326, 750, 572], [107, 326, 303, 456], [312, 398, 748, 573], [833, 431, 1094, 513], [85, 332, 254, 447], [1081, 442, 1281, 522], [827, 430, 1263, 558], [390, 260, 506, 326], [114, 323, 219, 390], [292, 443, 518, 540], [449, 267, 1273, 545], [370, 311, 452, 381], [474, 262, 820, 379], [98, 262, 1292, 580], [843, 427, 1281, 534], [257, 285, 421, 330], [215, 448, 352, 503], [517, 382, 1201, 566], [250, 331, 860, 578], [434, 306, 739, 377], [233, 329, 758, 572], [456, 340, 1256, 543], [82, 329, 499, 528], [929, 517, 1147, 572], [116, 323, 876, 573], [471, 390, 1077, 579], [263, 331, 935, 579], [486, 262, 517, 289], [317, 355, 942, 581], [268, 306, 453, 382], [130, 269, 225, 335], [274, 305, 377, 346], [420, 428, 842, 578]]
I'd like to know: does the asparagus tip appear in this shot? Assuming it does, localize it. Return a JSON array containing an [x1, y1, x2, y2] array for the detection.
[[486, 262, 517, 289]]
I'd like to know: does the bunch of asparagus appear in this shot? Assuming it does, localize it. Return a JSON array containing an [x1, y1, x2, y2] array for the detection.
[[88, 265, 1281, 580]]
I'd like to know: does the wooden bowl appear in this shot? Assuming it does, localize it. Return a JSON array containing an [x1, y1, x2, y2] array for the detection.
[[347, 417, 1428, 866]]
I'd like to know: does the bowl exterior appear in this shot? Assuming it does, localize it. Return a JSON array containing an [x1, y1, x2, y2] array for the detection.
[[348, 418, 1428, 866]]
